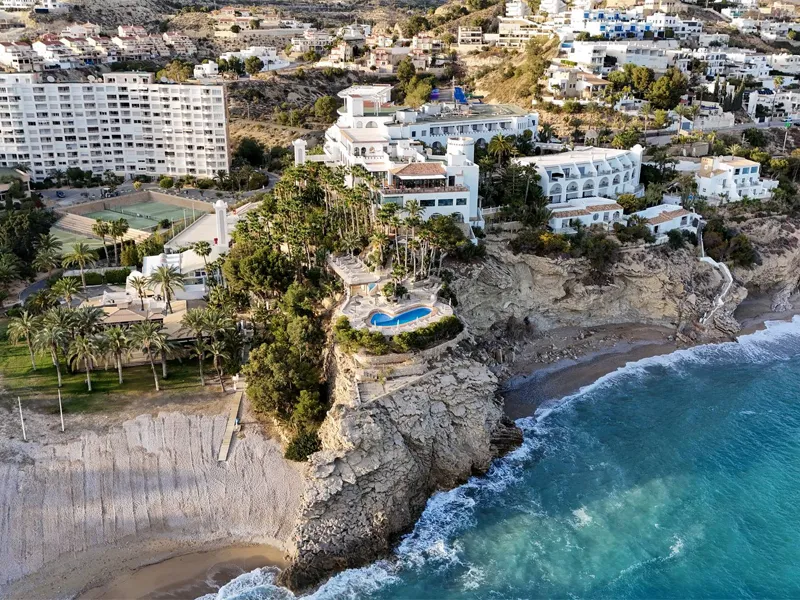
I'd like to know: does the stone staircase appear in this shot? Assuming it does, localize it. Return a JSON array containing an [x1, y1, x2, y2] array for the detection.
[[355, 355, 431, 402]]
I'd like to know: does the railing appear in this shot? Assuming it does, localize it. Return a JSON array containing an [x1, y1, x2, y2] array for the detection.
[[380, 185, 469, 194]]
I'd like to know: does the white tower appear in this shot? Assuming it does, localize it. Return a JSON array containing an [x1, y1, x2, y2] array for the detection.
[[293, 138, 307, 166], [214, 199, 228, 247]]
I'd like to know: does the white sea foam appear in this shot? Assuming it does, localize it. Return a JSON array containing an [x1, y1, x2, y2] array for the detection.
[[572, 507, 593, 528], [205, 317, 800, 599]]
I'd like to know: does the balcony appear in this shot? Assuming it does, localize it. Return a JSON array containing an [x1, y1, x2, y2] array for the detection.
[[380, 184, 469, 195]]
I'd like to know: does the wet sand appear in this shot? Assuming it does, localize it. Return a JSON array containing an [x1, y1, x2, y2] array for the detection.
[[80, 544, 287, 600], [502, 340, 679, 419], [502, 307, 800, 419]]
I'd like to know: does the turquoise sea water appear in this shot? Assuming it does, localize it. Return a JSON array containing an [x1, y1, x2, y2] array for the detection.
[[204, 319, 800, 600]]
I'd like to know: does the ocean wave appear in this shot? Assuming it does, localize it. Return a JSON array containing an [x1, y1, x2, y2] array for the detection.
[[204, 317, 800, 599], [529, 316, 800, 424]]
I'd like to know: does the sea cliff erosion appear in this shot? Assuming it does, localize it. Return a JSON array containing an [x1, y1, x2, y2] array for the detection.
[[279, 351, 522, 590]]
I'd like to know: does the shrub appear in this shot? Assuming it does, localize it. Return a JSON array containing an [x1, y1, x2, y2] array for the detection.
[[667, 228, 685, 250], [84, 272, 104, 286], [104, 268, 131, 285], [613, 216, 655, 244], [159, 218, 171, 229], [284, 429, 321, 461], [510, 229, 570, 256], [393, 316, 463, 352], [333, 316, 391, 355]]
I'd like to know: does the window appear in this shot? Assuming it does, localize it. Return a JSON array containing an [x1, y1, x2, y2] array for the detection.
[[438, 198, 453, 206], [456, 198, 467, 205], [420, 199, 435, 207]]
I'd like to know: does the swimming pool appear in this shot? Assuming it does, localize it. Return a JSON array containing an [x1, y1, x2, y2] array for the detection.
[[370, 306, 432, 327]]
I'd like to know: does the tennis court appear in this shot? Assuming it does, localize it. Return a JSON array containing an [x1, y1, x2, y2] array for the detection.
[[50, 227, 106, 250], [85, 201, 191, 230]]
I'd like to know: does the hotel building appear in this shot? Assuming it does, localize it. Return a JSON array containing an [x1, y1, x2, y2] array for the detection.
[[0, 72, 229, 182]]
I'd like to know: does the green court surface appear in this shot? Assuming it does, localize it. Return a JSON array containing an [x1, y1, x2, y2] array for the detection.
[[83, 209, 155, 230], [85, 201, 190, 230], [50, 227, 106, 250]]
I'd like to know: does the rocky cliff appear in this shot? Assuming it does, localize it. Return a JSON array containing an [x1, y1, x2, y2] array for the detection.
[[279, 351, 522, 590], [452, 239, 746, 338]]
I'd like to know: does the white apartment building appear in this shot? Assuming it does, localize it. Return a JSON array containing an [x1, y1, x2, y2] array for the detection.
[[32, 39, 76, 70], [547, 196, 625, 232], [486, 17, 542, 47], [194, 61, 219, 79], [540, 0, 566, 16], [60, 22, 103, 38], [506, 0, 532, 18], [767, 52, 800, 74], [760, 20, 795, 42], [645, 13, 702, 39], [570, 40, 672, 73], [547, 67, 610, 99], [0, 42, 41, 72], [457, 26, 484, 47], [694, 156, 778, 203], [725, 50, 771, 79], [294, 84, 538, 225], [0, 72, 229, 182], [731, 17, 759, 34], [748, 87, 800, 120], [290, 29, 333, 54], [162, 32, 197, 57], [514, 145, 644, 205], [411, 33, 443, 53], [219, 46, 290, 70]]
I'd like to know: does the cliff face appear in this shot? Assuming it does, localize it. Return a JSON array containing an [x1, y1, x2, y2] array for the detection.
[[452, 240, 744, 337], [279, 351, 521, 590]]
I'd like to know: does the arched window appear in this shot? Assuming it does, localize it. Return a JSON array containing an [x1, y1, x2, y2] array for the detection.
[[451, 212, 464, 222], [599, 177, 609, 189], [353, 147, 360, 156], [361, 147, 367, 155], [567, 182, 579, 192], [365, 121, 378, 128], [612, 174, 621, 185], [613, 211, 620, 220]]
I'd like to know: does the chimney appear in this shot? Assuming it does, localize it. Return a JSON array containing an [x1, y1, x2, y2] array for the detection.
[[214, 199, 227, 247], [293, 138, 307, 166]]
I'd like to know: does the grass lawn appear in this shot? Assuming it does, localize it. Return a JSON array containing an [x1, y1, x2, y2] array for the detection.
[[0, 321, 210, 414]]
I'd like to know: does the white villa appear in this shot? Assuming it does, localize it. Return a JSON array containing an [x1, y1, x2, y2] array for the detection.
[[514, 145, 644, 205], [631, 204, 698, 237], [547, 196, 625, 233], [219, 46, 290, 71], [694, 156, 778, 203], [293, 84, 539, 226]]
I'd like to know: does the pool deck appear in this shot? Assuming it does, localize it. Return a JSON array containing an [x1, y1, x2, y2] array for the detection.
[[339, 281, 454, 334]]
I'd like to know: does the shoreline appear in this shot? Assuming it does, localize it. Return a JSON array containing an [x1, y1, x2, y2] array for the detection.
[[501, 307, 800, 420], [79, 543, 287, 600]]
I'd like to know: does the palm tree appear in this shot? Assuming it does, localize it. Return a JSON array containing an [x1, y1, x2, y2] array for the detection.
[[149, 265, 185, 314], [640, 102, 654, 139], [180, 306, 207, 338], [36, 233, 62, 254], [130, 320, 169, 392], [488, 133, 514, 166], [0, 254, 21, 287], [33, 247, 60, 273], [68, 334, 100, 392], [772, 75, 785, 120], [52, 169, 65, 186], [192, 241, 212, 276], [109, 219, 129, 266], [8, 311, 41, 370], [727, 143, 746, 157], [92, 220, 110, 261], [538, 122, 555, 144], [404, 199, 424, 277], [74, 305, 104, 336], [61, 243, 98, 289], [104, 326, 130, 384], [208, 340, 231, 392], [129, 275, 149, 311], [189, 338, 209, 386], [34, 321, 67, 387], [50, 277, 80, 306]]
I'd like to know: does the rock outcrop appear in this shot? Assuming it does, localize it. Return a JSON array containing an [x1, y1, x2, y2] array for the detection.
[[279, 352, 521, 590], [452, 240, 745, 337]]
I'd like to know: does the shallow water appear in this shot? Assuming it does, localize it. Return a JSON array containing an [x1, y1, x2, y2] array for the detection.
[[203, 318, 800, 599]]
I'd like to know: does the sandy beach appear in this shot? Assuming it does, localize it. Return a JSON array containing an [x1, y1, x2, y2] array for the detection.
[[501, 306, 800, 419], [0, 396, 305, 600], [80, 544, 287, 600]]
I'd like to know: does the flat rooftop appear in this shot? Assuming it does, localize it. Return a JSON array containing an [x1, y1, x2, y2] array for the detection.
[[410, 102, 531, 124], [338, 84, 392, 99], [516, 146, 638, 167]]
